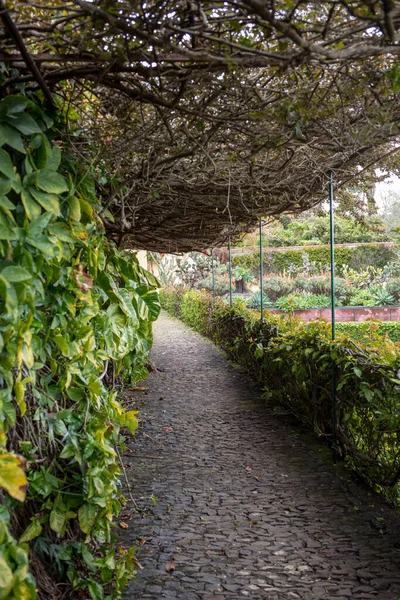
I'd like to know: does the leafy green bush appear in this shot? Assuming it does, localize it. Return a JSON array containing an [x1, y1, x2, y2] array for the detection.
[[263, 276, 294, 301], [276, 292, 331, 311], [198, 274, 230, 295], [371, 286, 396, 306], [0, 93, 160, 598], [161, 288, 400, 506], [386, 278, 400, 301], [232, 244, 397, 275], [263, 215, 392, 247], [347, 289, 376, 306], [336, 321, 400, 343], [246, 290, 272, 310]]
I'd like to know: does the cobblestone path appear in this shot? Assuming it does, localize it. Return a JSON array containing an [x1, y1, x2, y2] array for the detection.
[[121, 312, 400, 600]]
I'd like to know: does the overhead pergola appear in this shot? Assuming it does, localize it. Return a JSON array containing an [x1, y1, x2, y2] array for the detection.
[[1, 1, 399, 251]]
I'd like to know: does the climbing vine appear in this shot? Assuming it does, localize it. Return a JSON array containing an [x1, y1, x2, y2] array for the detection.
[[0, 92, 160, 598]]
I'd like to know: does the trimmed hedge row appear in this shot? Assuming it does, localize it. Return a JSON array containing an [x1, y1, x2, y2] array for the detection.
[[161, 287, 400, 506], [232, 244, 397, 274], [336, 321, 400, 343]]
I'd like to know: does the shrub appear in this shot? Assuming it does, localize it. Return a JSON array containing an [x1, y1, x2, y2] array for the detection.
[[263, 276, 294, 300], [347, 289, 376, 306], [336, 321, 400, 343], [371, 286, 396, 306], [276, 292, 331, 311], [197, 275, 230, 295], [263, 215, 393, 247], [246, 291, 272, 310], [293, 276, 310, 291], [232, 244, 397, 275], [386, 278, 400, 301], [161, 288, 400, 507]]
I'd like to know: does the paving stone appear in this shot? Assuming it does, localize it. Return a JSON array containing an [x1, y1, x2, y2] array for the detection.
[[121, 313, 400, 600]]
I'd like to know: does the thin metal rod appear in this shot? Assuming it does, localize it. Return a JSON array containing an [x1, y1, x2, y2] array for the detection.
[[259, 218, 264, 322], [211, 248, 215, 302], [329, 170, 337, 464], [228, 237, 232, 307]]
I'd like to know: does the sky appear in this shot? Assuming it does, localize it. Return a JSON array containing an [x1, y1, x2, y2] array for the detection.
[[375, 174, 400, 211]]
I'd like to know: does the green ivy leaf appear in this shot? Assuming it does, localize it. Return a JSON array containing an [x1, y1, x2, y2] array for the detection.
[[46, 145, 62, 171], [35, 169, 68, 194], [0, 554, 13, 590], [19, 518, 43, 543], [0, 174, 12, 196], [1, 266, 31, 283], [0, 95, 28, 117], [21, 189, 42, 220], [0, 148, 15, 180], [78, 502, 97, 534], [5, 112, 42, 135], [49, 504, 66, 534], [68, 195, 81, 221], [53, 335, 69, 356], [0, 195, 16, 211], [0, 224, 17, 240], [29, 187, 60, 215], [0, 123, 26, 153], [87, 579, 104, 600]]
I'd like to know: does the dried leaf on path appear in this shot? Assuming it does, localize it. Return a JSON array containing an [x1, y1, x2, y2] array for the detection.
[[165, 561, 176, 573]]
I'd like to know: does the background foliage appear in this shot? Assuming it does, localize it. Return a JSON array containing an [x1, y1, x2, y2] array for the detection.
[[232, 245, 397, 275]]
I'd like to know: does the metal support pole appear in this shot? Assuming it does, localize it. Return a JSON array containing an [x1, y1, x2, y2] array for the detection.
[[329, 171, 338, 464], [211, 248, 215, 302], [228, 237, 232, 307], [259, 218, 264, 322]]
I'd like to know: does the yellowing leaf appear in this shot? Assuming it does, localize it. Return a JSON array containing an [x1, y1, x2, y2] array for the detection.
[[0, 452, 27, 502], [68, 195, 81, 221], [21, 189, 41, 221], [29, 187, 60, 216], [125, 410, 139, 434], [78, 502, 97, 534], [0, 554, 13, 590], [35, 169, 68, 194], [49, 506, 66, 534], [14, 379, 26, 417], [53, 335, 69, 356]]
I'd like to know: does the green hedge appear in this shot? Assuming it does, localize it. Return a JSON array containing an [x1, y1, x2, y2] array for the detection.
[[232, 244, 396, 274], [336, 321, 400, 343], [161, 287, 400, 506]]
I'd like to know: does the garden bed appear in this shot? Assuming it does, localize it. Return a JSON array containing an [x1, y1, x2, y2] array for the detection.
[[270, 305, 400, 322]]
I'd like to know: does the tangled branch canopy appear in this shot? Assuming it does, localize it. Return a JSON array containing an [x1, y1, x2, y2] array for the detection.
[[1, 1, 400, 251]]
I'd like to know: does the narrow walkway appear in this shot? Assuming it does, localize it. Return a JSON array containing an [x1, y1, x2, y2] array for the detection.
[[121, 313, 400, 600]]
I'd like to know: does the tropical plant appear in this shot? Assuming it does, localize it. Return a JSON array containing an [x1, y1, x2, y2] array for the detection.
[[246, 291, 272, 310], [347, 289, 376, 307], [275, 293, 330, 311], [231, 266, 254, 284], [371, 286, 396, 306]]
